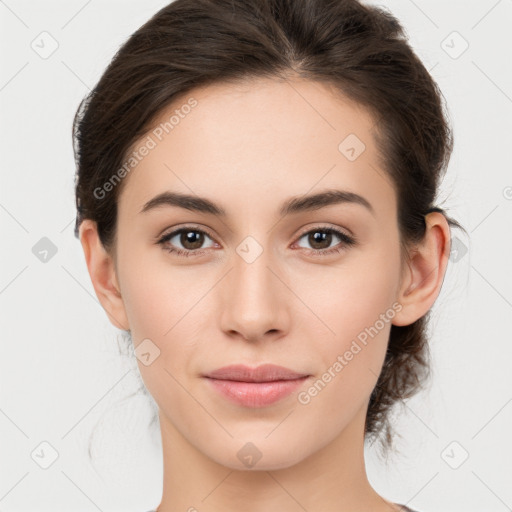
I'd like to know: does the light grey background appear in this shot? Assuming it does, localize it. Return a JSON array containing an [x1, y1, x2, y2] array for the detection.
[[0, 1, 511, 511]]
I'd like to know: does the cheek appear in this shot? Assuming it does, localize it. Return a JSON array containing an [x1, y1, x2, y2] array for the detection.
[[117, 249, 208, 388], [116, 237, 188, 338], [296, 285, 394, 428], [301, 246, 401, 396], [120, 264, 202, 414], [334, 236, 401, 326], [304, 247, 400, 338]]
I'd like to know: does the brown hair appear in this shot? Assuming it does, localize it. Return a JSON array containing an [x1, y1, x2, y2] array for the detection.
[[73, 0, 466, 455]]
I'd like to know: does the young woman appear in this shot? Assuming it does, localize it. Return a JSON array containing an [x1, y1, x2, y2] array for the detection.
[[73, 0, 465, 510]]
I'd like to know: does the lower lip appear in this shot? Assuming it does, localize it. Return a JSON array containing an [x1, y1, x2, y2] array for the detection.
[[205, 377, 309, 407]]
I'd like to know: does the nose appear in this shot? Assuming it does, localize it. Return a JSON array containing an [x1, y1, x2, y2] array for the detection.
[[219, 243, 290, 343]]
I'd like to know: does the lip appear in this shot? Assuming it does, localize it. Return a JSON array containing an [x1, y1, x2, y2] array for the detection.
[[204, 364, 309, 382], [203, 364, 311, 408]]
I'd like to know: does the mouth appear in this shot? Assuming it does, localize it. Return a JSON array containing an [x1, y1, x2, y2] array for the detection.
[[203, 364, 311, 407], [203, 363, 310, 382]]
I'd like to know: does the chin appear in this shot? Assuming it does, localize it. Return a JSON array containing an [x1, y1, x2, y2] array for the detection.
[[201, 435, 310, 471]]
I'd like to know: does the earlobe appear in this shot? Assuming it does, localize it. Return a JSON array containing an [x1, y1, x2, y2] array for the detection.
[[78, 220, 130, 331], [392, 212, 451, 327]]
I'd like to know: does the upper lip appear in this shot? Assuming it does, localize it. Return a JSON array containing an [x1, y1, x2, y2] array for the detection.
[[204, 364, 310, 383]]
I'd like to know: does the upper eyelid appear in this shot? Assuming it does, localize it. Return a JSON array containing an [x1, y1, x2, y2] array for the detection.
[[159, 224, 216, 242], [297, 223, 351, 237]]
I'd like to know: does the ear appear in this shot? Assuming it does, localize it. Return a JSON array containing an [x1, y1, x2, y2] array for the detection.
[[78, 219, 130, 331], [392, 212, 451, 327]]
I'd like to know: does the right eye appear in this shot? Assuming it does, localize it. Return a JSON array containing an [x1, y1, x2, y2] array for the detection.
[[157, 227, 217, 257]]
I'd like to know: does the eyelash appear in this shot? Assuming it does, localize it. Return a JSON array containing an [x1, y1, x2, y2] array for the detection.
[[156, 225, 356, 258]]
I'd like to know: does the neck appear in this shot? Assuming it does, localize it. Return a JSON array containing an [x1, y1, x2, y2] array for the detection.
[[155, 403, 399, 512]]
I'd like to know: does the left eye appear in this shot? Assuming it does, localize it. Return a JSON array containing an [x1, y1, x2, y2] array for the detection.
[[294, 227, 356, 255], [157, 226, 356, 257]]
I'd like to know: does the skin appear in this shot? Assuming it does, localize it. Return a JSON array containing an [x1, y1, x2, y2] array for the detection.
[[79, 76, 450, 512]]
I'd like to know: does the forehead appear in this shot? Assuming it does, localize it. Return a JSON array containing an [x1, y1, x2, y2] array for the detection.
[[117, 77, 396, 222]]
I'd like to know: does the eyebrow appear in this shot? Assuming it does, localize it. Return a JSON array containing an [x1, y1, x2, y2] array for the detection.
[[140, 189, 375, 218]]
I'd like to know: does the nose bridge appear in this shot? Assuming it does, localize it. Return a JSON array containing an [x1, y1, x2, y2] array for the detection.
[[219, 234, 287, 340]]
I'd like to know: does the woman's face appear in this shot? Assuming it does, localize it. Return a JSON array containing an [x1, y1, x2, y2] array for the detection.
[[112, 77, 407, 469]]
